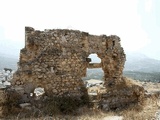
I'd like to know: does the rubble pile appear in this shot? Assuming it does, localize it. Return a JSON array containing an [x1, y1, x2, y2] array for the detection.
[[0, 69, 13, 88]]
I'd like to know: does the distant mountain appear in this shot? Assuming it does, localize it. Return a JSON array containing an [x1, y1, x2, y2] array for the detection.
[[84, 52, 160, 81], [0, 53, 18, 70], [124, 52, 160, 73], [88, 52, 160, 73], [0, 51, 160, 73]]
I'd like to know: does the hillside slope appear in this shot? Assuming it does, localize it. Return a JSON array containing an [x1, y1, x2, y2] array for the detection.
[[124, 52, 160, 72]]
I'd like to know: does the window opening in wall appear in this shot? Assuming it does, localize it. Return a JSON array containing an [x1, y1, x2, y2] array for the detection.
[[82, 54, 104, 81], [82, 54, 104, 98]]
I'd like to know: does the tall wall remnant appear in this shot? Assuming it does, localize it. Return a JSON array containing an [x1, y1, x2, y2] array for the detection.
[[0, 27, 146, 118], [12, 27, 126, 97]]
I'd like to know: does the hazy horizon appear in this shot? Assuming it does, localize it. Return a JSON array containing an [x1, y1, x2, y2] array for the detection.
[[0, 0, 159, 60]]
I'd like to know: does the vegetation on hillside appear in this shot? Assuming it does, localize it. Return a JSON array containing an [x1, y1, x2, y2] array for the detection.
[[123, 71, 160, 82], [83, 68, 160, 83]]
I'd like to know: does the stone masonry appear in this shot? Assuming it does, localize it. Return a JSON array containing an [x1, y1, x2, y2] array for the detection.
[[12, 27, 126, 98], [0, 27, 146, 118]]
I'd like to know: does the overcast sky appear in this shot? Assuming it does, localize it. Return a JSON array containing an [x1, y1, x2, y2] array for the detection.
[[0, 0, 159, 59]]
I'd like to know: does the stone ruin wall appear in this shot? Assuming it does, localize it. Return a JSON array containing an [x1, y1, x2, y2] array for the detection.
[[12, 27, 126, 97], [0, 27, 146, 117]]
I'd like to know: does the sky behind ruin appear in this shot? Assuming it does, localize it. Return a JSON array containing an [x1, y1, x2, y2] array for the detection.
[[0, 0, 159, 59]]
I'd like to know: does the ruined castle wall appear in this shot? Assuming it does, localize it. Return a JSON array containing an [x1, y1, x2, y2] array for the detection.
[[12, 27, 126, 96]]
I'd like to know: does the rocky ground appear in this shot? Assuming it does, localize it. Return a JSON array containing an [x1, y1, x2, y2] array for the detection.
[[0, 70, 13, 88], [28, 78, 156, 120], [85, 78, 160, 120], [1, 77, 160, 120]]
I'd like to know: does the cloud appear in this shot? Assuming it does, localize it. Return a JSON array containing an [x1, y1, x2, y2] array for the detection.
[[144, 0, 153, 13], [0, 0, 150, 52]]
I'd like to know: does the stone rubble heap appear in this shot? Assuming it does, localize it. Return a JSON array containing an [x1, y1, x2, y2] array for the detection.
[[0, 69, 13, 88]]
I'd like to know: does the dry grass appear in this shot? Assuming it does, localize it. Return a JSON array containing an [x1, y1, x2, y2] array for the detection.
[[2, 96, 160, 120], [2, 78, 160, 120], [4, 108, 115, 120], [121, 97, 159, 120], [118, 78, 160, 120]]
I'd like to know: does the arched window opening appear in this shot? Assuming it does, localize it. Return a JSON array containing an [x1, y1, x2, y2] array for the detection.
[[82, 54, 104, 81], [88, 54, 101, 63]]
